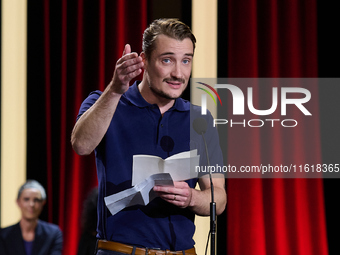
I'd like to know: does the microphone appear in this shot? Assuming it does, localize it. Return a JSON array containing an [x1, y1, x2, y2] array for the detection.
[[160, 136, 174, 158], [193, 117, 216, 255], [193, 117, 208, 135]]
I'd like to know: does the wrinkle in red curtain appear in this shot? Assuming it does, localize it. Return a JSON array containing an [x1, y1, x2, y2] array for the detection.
[[224, 0, 328, 254], [42, 1, 147, 255]]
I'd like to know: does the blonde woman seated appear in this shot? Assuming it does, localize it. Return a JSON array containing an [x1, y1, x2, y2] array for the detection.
[[0, 180, 63, 255]]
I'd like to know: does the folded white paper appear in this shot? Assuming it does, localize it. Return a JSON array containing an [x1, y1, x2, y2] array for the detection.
[[104, 150, 200, 216], [104, 173, 174, 216], [132, 149, 200, 186]]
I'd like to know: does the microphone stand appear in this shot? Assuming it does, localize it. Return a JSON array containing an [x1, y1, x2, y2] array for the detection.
[[201, 133, 216, 255]]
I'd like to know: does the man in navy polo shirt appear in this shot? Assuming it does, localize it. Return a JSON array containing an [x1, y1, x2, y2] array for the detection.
[[71, 18, 226, 255]]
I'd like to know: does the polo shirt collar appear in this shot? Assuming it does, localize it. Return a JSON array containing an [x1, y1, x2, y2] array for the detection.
[[125, 81, 190, 112]]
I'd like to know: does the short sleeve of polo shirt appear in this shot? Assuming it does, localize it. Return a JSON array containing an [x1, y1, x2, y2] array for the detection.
[[76, 90, 102, 121]]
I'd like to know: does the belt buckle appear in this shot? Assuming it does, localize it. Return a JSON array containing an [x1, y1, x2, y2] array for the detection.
[[146, 247, 165, 255]]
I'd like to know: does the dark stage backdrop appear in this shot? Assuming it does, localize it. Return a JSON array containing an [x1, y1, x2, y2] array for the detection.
[[317, 0, 340, 254], [26, 1, 338, 255]]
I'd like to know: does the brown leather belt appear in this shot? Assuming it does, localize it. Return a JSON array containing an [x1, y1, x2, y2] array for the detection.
[[97, 240, 196, 255]]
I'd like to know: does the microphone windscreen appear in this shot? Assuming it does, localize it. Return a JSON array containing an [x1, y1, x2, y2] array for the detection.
[[160, 136, 175, 153], [193, 117, 208, 135]]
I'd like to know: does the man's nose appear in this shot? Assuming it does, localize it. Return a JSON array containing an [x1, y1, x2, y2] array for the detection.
[[171, 63, 183, 79]]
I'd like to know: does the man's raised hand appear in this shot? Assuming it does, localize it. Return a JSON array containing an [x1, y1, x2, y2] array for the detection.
[[109, 44, 144, 94]]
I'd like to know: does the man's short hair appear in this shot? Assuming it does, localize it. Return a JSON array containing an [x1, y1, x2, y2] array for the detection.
[[142, 18, 196, 59], [17, 180, 46, 200]]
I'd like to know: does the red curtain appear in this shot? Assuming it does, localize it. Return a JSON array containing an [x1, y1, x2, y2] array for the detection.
[[224, 0, 328, 254], [41, 1, 147, 254]]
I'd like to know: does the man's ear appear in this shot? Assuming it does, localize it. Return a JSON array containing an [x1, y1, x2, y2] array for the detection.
[[140, 52, 147, 69]]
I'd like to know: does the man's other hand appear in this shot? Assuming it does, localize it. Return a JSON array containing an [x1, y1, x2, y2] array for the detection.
[[153, 181, 193, 208]]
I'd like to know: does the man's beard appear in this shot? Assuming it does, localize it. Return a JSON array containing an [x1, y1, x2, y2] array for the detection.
[[148, 78, 187, 100], [149, 85, 180, 100]]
